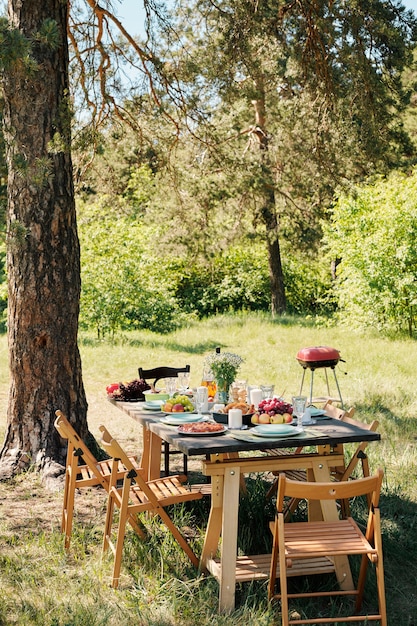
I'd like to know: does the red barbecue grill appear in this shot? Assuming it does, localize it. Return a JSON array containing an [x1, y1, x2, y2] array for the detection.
[[296, 346, 344, 406]]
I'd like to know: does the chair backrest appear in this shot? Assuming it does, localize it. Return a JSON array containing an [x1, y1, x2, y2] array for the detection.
[[323, 400, 355, 420], [138, 365, 190, 386], [277, 467, 383, 514], [54, 410, 108, 489], [99, 425, 137, 474], [339, 416, 379, 481]]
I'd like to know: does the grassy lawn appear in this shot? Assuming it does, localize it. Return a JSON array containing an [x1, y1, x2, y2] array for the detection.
[[0, 312, 416, 624]]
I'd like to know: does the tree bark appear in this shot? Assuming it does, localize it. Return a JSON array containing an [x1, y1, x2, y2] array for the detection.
[[0, 0, 88, 480], [252, 83, 287, 315]]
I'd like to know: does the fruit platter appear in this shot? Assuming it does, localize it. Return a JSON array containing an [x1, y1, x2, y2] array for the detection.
[[161, 395, 195, 413], [250, 398, 294, 425], [107, 379, 150, 402]]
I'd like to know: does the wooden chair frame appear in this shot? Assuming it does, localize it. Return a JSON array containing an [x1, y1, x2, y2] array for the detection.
[[138, 364, 190, 476], [268, 469, 387, 626], [99, 425, 202, 588], [54, 410, 142, 550]]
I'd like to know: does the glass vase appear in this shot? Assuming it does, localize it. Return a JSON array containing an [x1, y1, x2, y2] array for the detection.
[[216, 379, 231, 404]]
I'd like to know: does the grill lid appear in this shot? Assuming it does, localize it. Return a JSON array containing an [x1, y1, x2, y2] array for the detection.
[[296, 346, 341, 369]]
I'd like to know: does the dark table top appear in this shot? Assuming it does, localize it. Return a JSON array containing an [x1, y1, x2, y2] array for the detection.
[[109, 400, 381, 457]]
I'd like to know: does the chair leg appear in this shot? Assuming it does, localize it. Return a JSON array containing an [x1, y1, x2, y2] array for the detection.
[[164, 442, 170, 476], [63, 457, 78, 550], [157, 506, 199, 568]]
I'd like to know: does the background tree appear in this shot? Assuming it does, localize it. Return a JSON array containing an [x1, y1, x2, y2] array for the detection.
[[0, 1, 88, 479], [143, 0, 417, 314], [325, 171, 417, 336]]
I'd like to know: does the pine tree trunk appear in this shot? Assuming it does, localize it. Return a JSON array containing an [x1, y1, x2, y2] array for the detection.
[[0, 0, 88, 479], [252, 84, 287, 315]]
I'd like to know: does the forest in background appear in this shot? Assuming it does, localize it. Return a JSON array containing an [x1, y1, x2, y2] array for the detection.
[[2, 0, 417, 338]]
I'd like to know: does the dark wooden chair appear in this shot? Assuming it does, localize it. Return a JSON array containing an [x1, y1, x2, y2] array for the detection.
[[138, 365, 190, 476]]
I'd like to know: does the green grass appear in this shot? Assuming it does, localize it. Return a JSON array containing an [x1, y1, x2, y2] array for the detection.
[[0, 312, 417, 624]]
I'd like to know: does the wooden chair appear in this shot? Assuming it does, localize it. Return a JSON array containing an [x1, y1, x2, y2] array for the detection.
[[268, 469, 387, 626], [138, 364, 190, 476], [54, 410, 143, 550], [99, 424, 202, 588], [278, 414, 379, 518], [265, 403, 356, 499]]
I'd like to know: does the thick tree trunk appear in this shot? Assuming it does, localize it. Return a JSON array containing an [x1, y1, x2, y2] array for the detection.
[[0, 0, 88, 480], [252, 84, 287, 315]]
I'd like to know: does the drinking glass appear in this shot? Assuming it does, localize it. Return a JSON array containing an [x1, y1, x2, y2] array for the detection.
[[178, 372, 190, 393], [195, 387, 207, 417], [165, 377, 177, 397], [292, 395, 307, 429], [261, 384, 274, 399]]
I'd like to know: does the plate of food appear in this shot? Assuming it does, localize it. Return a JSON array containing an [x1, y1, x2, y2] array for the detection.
[[160, 414, 200, 425], [177, 421, 228, 436], [251, 424, 303, 438], [212, 402, 255, 425]]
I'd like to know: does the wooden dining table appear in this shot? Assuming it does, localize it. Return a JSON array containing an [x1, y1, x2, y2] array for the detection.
[[108, 399, 381, 612]]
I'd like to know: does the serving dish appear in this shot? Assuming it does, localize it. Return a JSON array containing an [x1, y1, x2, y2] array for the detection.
[[177, 422, 228, 436], [160, 414, 200, 425], [212, 412, 254, 426], [251, 425, 303, 438]]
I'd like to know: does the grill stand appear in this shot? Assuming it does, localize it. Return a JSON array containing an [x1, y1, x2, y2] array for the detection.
[[299, 365, 344, 407]]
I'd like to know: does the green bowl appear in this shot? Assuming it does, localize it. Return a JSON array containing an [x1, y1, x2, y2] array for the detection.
[[144, 392, 170, 402]]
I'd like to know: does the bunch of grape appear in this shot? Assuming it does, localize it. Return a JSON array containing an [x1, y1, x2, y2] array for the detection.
[[258, 398, 293, 416], [111, 379, 150, 401]]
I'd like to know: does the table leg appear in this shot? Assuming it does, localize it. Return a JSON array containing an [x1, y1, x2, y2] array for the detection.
[[218, 465, 240, 613], [200, 474, 224, 571], [148, 431, 163, 481]]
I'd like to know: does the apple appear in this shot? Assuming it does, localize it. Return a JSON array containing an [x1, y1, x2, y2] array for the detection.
[[283, 412, 293, 423], [163, 403, 172, 412], [270, 413, 285, 424], [258, 413, 271, 424], [106, 383, 119, 394], [251, 413, 259, 424], [172, 403, 185, 413]]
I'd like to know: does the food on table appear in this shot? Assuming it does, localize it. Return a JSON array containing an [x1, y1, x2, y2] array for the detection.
[[163, 394, 194, 413], [251, 398, 294, 424], [219, 402, 255, 415], [108, 378, 150, 401], [178, 421, 225, 433], [106, 383, 120, 395]]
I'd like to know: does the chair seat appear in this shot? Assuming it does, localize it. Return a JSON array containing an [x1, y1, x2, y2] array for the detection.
[[127, 475, 201, 509], [282, 517, 377, 562], [77, 457, 141, 485]]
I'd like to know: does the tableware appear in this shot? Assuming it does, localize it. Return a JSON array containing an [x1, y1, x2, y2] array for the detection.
[[143, 401, 164, 411], [196, 386, 208, 416], [178, 371, 191, 393], [165, 377, 177, 397], [161, 415, 202, 425], [309, 407, 327, 417], [251, 425, 303, 438], [144, 392, 170, 402], [177, 423, 228, 436], [260, 384, 274, 399], [292, 395, 307, 429]]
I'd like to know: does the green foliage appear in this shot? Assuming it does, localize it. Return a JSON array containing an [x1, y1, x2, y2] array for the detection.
[[325, 170, 417, 335], [78, 197, 186, 336]]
